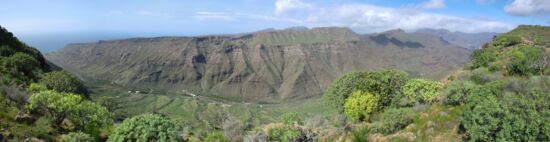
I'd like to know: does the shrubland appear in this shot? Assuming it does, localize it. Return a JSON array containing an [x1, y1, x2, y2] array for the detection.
[[2, 24, 549, 141]]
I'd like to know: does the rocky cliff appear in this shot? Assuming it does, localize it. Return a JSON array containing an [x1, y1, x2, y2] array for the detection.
[[47, 27, 471, 103]]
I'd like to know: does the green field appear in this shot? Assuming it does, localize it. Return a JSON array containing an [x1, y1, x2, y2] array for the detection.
[[86, 80, 340, 136]]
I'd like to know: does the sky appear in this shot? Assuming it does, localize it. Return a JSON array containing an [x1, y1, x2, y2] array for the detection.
[[0, 0, 549, 52]]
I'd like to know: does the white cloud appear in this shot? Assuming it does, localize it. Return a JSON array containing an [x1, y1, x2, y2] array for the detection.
[[272, 0, 514, 33], [275, 0, 314, 15], [193, 12, 236, 21], [504, 0, 550, 17], [137, 10, 154, 16], [135, 10, 173, 19], [422, 0, 446, 9]]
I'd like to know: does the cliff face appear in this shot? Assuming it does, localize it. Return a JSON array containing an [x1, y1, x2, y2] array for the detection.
[[47, 27, 470, 103]]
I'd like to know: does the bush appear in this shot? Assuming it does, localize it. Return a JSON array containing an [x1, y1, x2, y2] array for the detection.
[[323, 69, 408, 112], [371, 108, 415, 135], [461, 89, 550, 141], [204, 131, 229, 142], [280, 112, 302, 125], [493, 34, 521, 47], [470, 48, 498, 69], [243, 130, 268, 142], [0, 52, 41, 84], [27, 83, 47, 94], [107, 114, 183, 142], [40, 71, 88, 96], [268, 125, 302, 142], [443, 81, 478, 105], [60, 132, 94, 142], [351, 127, 370, 142], [27, 91, 112, 136], [222, 118, 245, 142], [506, 46, 543, 76], [344, 91, 380, 122], [0, 85, 29, 109], [401, 79, 442, 103]]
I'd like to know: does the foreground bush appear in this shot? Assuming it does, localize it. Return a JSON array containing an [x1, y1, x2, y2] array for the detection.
[[324, 69, 408, 112], [107, 114, 183, 142], [204, 131, 229, 142], [40, 71, 88, 96], [402, 79, 442, 103], [268, 125, 302, 142], [60, 132, 94, 142], [0, 52, 42, 84], [27, 91, 112, 135], [371, 108, 415, 135], [344, 91, 379, 122], [443, 80, 477, 105], [462, 90, 550, 141]]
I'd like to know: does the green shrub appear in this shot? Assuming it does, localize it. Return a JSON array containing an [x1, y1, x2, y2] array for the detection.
[[204, 131, 229, 142], [371, 108, 415, 135], [40, 71, 88, 96], [27, 83, 47, 94], [323, 69, 408, 112], [506, 46, 543, 76], [344, 91, 380, 122], [0, 52, 41, 84], [60, 132, 94, 142], [401, 79, 442, 103], [461, 87, 550, 141], [27, 91, 113, 136], [470, 48, 498, 69], [280, 112, 302, 125], [443, 80, 478, 105], [351, 127, 370, 142], [268, 125, 302, 142], [493, 34, 521, 47], [107, 114, 183, 142]]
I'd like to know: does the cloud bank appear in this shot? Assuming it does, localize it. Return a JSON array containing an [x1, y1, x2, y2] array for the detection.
[[504, 0, 550, 17], [273, 0, 514, 33]]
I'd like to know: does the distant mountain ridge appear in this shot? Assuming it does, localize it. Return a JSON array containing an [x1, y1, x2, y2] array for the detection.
[[415, 28, 499, 50], [47, 27, 471, 103]]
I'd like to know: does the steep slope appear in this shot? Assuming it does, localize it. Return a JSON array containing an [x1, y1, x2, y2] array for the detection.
[[415, 28, 498, 50], [47, 27, 471, 103], [0, 25, 50, 84]]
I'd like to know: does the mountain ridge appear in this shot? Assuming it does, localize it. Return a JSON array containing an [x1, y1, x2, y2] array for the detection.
[[47, 27, 472, 103]]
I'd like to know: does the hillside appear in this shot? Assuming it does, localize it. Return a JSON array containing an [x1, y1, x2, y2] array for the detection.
[[415, 28, 498, 50], [47, 27, 471, 103], [0, 26, 50, 85], [319, 25, 550, 141]]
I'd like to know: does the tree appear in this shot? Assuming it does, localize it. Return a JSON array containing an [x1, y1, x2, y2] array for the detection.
[[401, 79, 442, 103], [107, 114, 183, 142], [344, 91, 380, 122], [60, 132, 94, 142], [27, 91, 112, 135], [40, 71, 88, 96], [324, 69, 408, 112]]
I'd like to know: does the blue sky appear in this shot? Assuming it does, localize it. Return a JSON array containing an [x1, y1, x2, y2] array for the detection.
[[0, 0, 549, 52]]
